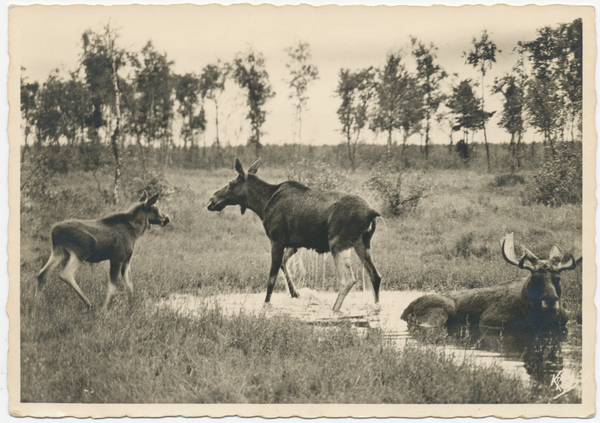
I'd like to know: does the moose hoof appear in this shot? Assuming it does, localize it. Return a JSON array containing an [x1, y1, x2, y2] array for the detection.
[[331, 306, 343, 314]]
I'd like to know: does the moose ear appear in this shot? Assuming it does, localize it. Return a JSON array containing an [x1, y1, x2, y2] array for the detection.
[[556, 254, 579, 272], [235, 158, 244, 174], [145, 193, 159, 207], [548, 245, 563, 264], [519, 246, 539, 271], [235, 158, 246, 181], [139, 190, 148, 203], [247, 158, 261, 175]]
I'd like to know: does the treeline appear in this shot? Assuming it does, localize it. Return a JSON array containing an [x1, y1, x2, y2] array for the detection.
[[335, 20, 582, 171], [20, 19, 582, 203]]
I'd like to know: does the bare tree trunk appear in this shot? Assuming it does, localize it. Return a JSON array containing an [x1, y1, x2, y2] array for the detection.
[[109, 34, 122, 205], [21, 129, 29, 163], [424, 113, 430, 159], [255, 130, 260, 159], [387, 129, 392, 163], [516, 130, 522, 168], [481, 74, 491, 173], [136, 132, 147, 182], [346, 127, 358, 171], [214, 100, 220, 148], [298, 106, 303, 145]]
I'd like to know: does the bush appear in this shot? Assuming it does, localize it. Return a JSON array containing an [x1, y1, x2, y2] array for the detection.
[[287, 159, 345, 191], [456, 139, 470, 161], [78, 142, 112, 172], [531, 143, 582, 206], [449, 231, 490, 259], [492, 173, 525, 187], [365, 167, 434, 216], [126, 170, 176, 201]]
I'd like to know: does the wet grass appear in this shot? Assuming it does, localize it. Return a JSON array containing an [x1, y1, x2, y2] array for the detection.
[[19, 165, 582, 403], [21, 302, 578, 404]]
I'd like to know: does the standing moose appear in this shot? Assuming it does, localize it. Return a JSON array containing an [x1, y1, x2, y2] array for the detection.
[[207, 158, 382, 312], [36, 191, 170, 311], [401, 233, 580, 335]]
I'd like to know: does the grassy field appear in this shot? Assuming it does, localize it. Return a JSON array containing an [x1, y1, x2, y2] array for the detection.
[[19, 161, 583, 403]]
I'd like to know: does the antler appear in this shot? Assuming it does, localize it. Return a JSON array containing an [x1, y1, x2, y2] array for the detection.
[[247, 158, 261, 175], [501, 233, 520, 266], [548, 244, 580, 272], [501, 233, 537, 271]]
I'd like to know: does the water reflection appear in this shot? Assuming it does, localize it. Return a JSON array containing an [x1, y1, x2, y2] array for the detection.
[[399, 319, 578, 385], [158, 290, 581, 387]]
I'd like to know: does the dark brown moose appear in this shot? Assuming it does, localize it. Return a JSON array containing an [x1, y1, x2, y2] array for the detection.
[[207, 158, 382, 312], [36, 191, 170, 311], [401, 233, 580, 335]]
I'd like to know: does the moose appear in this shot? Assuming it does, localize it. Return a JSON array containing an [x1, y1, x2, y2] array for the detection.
[[36, 191, 170, 311], [401, 233, 581, 336], [207, 158, 382, 312]]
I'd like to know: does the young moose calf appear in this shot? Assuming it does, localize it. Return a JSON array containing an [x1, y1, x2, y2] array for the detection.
[[401, 233, 580, 335], [207, 158, 382, 312], [36, 191, 170, 311]]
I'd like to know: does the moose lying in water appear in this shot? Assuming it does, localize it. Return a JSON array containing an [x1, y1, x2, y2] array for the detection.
[[401, 233, 581, 336], [207, 158, 382, 312], [36, 191, 170, 311]]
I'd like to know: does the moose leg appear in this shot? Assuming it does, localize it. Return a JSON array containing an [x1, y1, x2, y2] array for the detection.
[[265, 243, 285, 305], [58, 251, 93, 310], [103, 260, 123, 311], [332, 248, 356, 312], [121, 256, 134, 307], [36, 246, 67, 297], [281, 247, 300, 298], [353, 239, 382, 304]]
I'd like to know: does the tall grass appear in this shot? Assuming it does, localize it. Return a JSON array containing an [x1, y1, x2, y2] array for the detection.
[[21, 303, 578, 403], [20, 159, 582, 403]]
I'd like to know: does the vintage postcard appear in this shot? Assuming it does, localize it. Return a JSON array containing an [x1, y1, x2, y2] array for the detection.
[[7, 3, 596, 419]]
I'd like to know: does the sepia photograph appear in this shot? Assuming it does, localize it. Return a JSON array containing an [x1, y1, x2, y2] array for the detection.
[[6, 2, 596, 419]]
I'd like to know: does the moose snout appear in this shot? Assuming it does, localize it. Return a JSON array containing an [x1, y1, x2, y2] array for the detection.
[[541, 297, 560, 314], [163, 215, 171, 226], [207, 197, 223, 212]]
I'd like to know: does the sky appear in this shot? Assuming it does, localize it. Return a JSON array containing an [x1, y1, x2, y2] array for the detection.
[[13, 4, 589, 147]]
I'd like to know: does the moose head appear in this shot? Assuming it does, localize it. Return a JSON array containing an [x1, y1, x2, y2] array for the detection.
[[501, 233, 580, 317], [207, 158, 261, 215], [139, 191, 170, 226]]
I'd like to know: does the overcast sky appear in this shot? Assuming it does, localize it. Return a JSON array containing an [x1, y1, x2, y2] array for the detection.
[[13, 4, 589, 147]]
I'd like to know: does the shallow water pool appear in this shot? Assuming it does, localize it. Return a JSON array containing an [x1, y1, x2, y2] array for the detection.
[[157, 288, 581, 395]]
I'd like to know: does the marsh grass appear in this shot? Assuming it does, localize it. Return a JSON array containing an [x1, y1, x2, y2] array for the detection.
[[20, 165, 582, 403], [21, 302, 577, 404]]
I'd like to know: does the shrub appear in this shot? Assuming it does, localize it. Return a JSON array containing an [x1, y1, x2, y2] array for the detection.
[[78, 142, 112, 172], [531, 143, 582, 206], [456, 139, 470, 161], [492, 173, 525, 187], [21, 146, 72, 199], [365, 167, 434, 216], [287, 159, 345, 191], [448, 231, 490, 259], [126, 170, 176, 200]]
